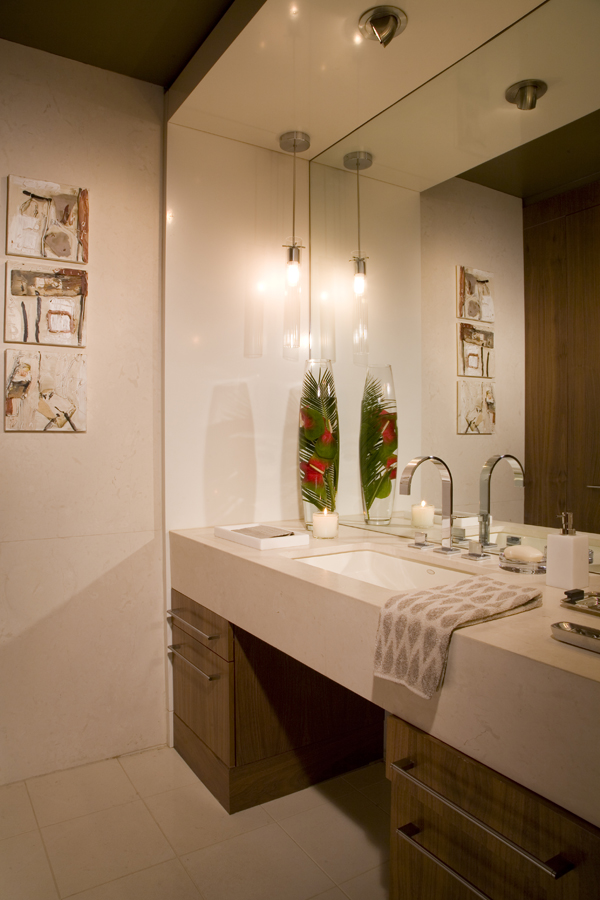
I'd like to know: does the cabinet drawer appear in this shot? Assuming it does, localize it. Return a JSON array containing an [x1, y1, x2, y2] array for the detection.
[[170, 624, 234, 766], [169, 589, 233, 660], [387, 716, 600, 900]]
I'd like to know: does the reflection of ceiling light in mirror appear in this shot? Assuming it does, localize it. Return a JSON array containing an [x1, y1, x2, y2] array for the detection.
[[344, 150, 373, 364], [505, 79, 548, 111], [166, 210, 173, 222], [290, 4, 298, 16], [354, 34, 362, 45]]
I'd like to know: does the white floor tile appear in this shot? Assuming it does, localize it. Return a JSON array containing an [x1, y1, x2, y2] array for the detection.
[[278, 789, 389, 884], [356, 779, 392, 814], [340, 863, 390, 900], [308, 889, 348, 900], [118, 747, 198, 797], [65, 859, 203, 900], [41, 800, 174, 897], [182, 823, 334, 900], [260, 777, 354, 823], [145, 781, 271, 855], [27, 759, 139, 827], [0, 830, 59, 899], [0, 781, 38, 840], [341, 762, 386, 790]]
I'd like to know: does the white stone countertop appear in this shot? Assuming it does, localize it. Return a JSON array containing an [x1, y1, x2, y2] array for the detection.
[[170, 521, 600, 828]]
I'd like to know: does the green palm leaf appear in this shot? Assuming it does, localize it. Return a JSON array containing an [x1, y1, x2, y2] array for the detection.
[[299, 364, 339, 512], [360, 373, 397, 512]]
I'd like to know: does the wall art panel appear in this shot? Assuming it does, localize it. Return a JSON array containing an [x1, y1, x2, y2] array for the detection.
[[457, 379, 496, 434], [5, 348, 86, 432], [457, 321, 495, 378], [6, 176, 89, 263], [5, 262, 87, 347], [456, 265, 494, 322]]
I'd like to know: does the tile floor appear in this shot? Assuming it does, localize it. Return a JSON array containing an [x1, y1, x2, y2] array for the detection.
[[0, 748, 391, 900]]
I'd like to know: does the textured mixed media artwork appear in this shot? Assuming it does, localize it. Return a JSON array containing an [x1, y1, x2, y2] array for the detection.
[[6, 176, 89, 263], [457, 321, 495, 378], [5, 263, 87, 347], [457, 379, 496, 434], [456, 265, 494, 322], [5, 348, 86, 432]]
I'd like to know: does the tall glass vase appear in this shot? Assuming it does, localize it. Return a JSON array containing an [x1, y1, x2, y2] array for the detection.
[[359, 364, 398, 525], [298, 359, 339, 526]]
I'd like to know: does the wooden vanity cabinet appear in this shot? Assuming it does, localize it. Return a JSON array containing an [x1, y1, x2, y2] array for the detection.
[[386, 715, 600, 900], [169, 589, 384, 813]]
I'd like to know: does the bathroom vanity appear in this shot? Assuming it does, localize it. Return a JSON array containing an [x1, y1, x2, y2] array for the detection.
[[169, 522, 600, 898]]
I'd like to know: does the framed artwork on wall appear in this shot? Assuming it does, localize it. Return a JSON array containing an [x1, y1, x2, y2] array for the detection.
[[5, 262, 87, 347], [457, 321, 495, 378], [5, 348, 87, 432], [456, 265, 494, 322], [6, 176, 89, 264], [457, 379, 496, 434]]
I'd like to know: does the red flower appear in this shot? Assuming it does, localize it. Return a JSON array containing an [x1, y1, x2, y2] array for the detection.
[[379, 411, 397, 444], [319, 428, 334, 446], [300, 408, 314, 429], [302, 456, 328, 485], [385, 455, 397, 479]]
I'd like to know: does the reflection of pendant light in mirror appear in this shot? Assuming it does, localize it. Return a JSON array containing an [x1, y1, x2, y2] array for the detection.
[[344, 150, 373, 365], [280, 131, 310, 358]]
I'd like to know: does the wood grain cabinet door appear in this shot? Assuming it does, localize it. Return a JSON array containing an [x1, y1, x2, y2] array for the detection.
[[387, 716, 600, 900], [169, 589, 234, 661], [170, 624, 235, 766]]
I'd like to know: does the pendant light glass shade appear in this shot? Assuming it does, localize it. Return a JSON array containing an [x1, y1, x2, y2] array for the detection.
[[280, 132, 310, 357], [344, 151, 373, 365]]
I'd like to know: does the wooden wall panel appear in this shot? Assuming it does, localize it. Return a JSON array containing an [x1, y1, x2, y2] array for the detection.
[[566, 205, 600, 533], [524, 217, 568, 525]]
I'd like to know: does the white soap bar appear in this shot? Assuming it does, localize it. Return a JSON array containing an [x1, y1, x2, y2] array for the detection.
[[503, 544, 544, 563]]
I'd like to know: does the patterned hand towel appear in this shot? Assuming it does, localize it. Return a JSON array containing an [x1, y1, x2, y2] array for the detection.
[[374, 575, 542, 699]]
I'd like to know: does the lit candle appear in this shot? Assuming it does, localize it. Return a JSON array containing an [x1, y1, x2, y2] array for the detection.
[[312, 509, 339, 539], [411, 500, 435, 528]]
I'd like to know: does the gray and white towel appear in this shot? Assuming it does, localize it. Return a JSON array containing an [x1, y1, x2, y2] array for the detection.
[[374, 575, 542, 699]]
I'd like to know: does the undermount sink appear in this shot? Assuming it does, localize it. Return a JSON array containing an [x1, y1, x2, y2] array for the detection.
[[296, 550, 470, 591]]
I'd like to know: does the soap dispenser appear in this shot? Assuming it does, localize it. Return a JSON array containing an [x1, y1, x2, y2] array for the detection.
[[546, 512, 589, 590]]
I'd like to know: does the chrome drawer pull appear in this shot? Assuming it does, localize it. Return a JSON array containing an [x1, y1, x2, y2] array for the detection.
[[167, 609, 220, 641], [392, 759, 574, 879], [168, 645, 220, 681], [586, 485, 600, 489], [397, 823, 493, 900]]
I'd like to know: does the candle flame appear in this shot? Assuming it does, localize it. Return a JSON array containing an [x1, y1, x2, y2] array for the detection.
[[421, 500, 426, 508]]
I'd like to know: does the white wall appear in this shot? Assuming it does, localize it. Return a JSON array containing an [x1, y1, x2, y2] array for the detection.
[[164, 129, 421, 531], [420, 178, 525, 521], [0, 40, 166, 783]]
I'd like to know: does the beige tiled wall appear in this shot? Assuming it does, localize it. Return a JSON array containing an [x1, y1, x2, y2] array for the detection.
[[0, 40, 166, 783]]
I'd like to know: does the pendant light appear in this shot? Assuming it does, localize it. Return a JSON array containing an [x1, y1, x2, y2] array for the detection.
[[280, 131, 310, 356], [344, 150, 373, 365]]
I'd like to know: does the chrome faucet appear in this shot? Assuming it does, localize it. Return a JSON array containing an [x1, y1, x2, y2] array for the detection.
[[399, 456, 460, 554], [479, 454, 524, 547]]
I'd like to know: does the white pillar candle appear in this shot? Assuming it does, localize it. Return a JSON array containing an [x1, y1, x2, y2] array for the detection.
[[411, 501, 435, 528], [312, 510, 339, 538]]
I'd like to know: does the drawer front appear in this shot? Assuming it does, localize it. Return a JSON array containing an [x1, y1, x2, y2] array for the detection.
[[169, 589, 233, 660], [387, 716, 600, 900], [170, 624, 234, 766]]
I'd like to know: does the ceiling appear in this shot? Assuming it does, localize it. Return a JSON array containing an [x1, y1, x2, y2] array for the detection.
[[0, 0, 239, 87], [458, 108, 600, 203], [169, 0, 544, 159]]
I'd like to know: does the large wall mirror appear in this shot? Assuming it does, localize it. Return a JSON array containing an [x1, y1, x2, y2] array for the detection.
[[308, 0, 600, 554]]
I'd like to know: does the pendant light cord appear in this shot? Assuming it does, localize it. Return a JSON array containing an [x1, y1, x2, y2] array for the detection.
[[356, 161, 361, 258], [292, 142, 297, 247]]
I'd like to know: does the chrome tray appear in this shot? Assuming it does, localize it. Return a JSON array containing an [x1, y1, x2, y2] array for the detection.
[[551, 621, 600, 654], [560, 592, 600, 618]]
